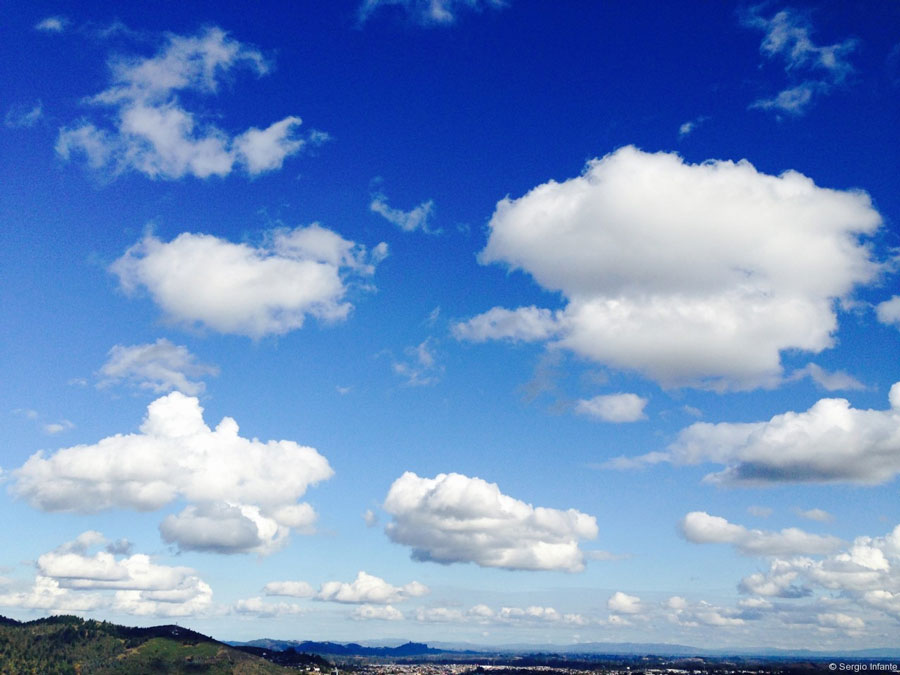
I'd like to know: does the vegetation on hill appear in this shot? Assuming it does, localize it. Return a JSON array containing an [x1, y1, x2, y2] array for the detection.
[[0, 614, 292, 674]]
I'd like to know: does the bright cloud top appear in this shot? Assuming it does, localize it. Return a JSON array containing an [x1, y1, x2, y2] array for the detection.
[[111, 225, 387, 338], [56, 27, 317, 179], [0, 532, 212, 617], [383, 471, 598, 572], [681, 512, 843, 556], [12, 393, 334, 555], [459, 146, 882, 390], [97, 338, 219, 395]]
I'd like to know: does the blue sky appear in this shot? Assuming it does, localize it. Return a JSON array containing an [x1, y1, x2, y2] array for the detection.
[[1, 0, 899, 651]]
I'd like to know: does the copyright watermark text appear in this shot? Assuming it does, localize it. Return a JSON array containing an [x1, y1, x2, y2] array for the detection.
[[829, 665, 898, 673]]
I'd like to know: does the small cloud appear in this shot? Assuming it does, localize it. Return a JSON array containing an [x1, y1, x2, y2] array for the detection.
[[97, 339, 218, 395], [4, 102, 43, 129], [608, 591, 642, 615], [370, 192, 436, 233], [682, 405, 703, 418], [358, 0, 508, 26], [35, 16, 68, 33], [575, 393, 648, 423], [12, 408, 39, 421], [263, 580, 315, 598], [363, 509, 379, 527], [43, 420, 75, 435], [392, 338, 443, 386], [678, 115, 708, 138], [747, 505, 773, 518], [336, 385, 352, 395], [876, 295, 900, 328], [788, 363, 865, 391], [796, 507, 834, 523]]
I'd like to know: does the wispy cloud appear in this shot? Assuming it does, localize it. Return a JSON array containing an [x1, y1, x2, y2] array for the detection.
[[744, 7, 857, 115], [358, 0, 507, 26], [370, 192, 436, 233]]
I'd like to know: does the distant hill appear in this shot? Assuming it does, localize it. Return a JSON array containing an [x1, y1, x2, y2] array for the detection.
[[0, 614, 291, 673], [229, 639, 453, 658]]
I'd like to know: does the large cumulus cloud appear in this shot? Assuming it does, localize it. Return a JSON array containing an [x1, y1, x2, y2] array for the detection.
[[382, 471, 598, 572], [456, 146, 883, 390], [12, 392, 333, 554]]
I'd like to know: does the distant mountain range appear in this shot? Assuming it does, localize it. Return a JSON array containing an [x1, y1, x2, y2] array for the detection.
[[227, 637, 900, 660]]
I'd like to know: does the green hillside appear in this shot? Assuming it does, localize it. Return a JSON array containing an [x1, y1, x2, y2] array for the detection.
[[0, 614, 289, 674]]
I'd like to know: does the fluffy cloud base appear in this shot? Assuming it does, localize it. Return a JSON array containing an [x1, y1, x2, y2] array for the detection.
[[111, 225, 387, 338], [457, 146, 882, 391], [13, 392, 333, 554], [383, 471, 598, 571]]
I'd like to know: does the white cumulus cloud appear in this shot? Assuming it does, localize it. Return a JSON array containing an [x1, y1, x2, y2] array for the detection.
[[316, 571, 428, 604], [660, 384, 900, 485], [608, 591, 642, 614], [97, 338, 219, 395], [876, 296, 900, 329], [0, 532, 212, 617], [56, 27, 319, 179], [12, 392, 333, 555], [383, 471, 598, 572], [459, 146, 882, 391], [681, 511, 843, 556], [110, 226, 386, 338]]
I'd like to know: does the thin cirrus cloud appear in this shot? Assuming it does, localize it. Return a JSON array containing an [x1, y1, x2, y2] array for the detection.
[[110, 225, 388, 338], [456, 146, 883, 391], [575, 393, 648, 423], [743, 7, 857, 115], [358, 0, 507, 26], [56, 27, 321, 180], [382, 471, 598, 572], [680, 511, 844, 556], [97, 338, 219, 395], [611, 383, 900, 485], [12, 392, 334, 555], [0, 531, 212, 617]]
